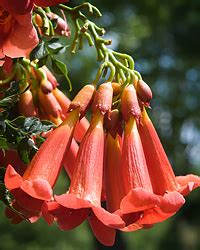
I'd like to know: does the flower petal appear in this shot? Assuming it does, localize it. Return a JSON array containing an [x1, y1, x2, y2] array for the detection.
[[21, 179, 53, 201], [3, 14, 39, 58], [4, 164, 23, 190], [139, 191, 185, 224], [45, 201, 88, 230], [55, 194, 92, 209], [88, 212, 116, 246], [176, 174, 200, 196], [0, 0, 33, 15], [11, 189, 44, 212], [92, 206, 125, 228], [120, 188, 159, 213]]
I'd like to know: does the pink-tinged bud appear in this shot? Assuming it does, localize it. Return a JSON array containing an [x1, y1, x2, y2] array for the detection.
[[69, 84, 95, 118], [38, 89, 62, 119], [136, 80, 152, 107], [18, 90, 37, 117], [40, 80, 54, 94], [52, 88, 71, 118], [92, 82, 113, 115], [47, 12, 70, 37], [42, 66, 58, 89], [121, 84, 141, 122]]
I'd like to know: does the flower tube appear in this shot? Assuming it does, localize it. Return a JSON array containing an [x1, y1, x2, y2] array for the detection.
[[46, 83, 124, 246], [4, 85, 95, 221]]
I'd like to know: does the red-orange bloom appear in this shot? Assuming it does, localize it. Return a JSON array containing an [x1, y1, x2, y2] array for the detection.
[[4, 109, 80, 220], [47, 111, 124, 246], [45, 83, 125, 246], [0, 1, 38, 64], [138, 109, 200, 197], [120, 116, 185, 226], [104, 132, 143, 232]]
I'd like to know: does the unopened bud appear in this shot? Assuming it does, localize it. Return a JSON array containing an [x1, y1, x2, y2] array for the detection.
[[136, 79, 152, 107], [69, 84, 95, 117], [34, 14, 43, 28], [41, 79, 54, 94], [92, 82, 113, 115], [121, 84, 141, 122], [42, 66, 58, 89], [18, 90, 37, 117], [47, 12, 70, 37], [38, 89, 62, 118], [52, 88, 71, 118]]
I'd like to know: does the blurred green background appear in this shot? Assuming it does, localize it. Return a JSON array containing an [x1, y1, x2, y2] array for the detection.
[[1, 0, 200, 249]]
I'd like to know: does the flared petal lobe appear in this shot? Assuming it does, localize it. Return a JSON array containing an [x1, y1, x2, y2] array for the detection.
[[0, 5, 38, 60]]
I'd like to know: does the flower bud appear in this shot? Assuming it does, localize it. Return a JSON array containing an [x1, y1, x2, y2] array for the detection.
[[52, 88, 71, 118], [38, 89, 62, 118], [92, 82, 113, 115], [136, 79, 152, 107], [18, 90, 37, 117], [69, 84, 95, 118], [47, 12, 70, 37], [41, 79, 54, 94], [42, 66, 58, 89], [34, 14, 43, 28], [121, 84, 141, 122]]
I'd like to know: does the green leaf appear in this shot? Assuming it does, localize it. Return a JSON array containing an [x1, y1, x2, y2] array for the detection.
[[0, 82, 20, 109], [17, 138, 34, 164], [0, 95, 19, 108], [30, 40, 48, 60], [51, 56, 72, 91], [0, 137, 8, 150], [37, 55, 49, 67], [10, 117, 54, 136]]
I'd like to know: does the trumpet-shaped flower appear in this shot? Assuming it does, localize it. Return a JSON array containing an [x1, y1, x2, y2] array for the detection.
[[46, 83, 124, 246], [138, 109, 200, 197], [47, 111, 124, 245], [4, 109, 80, 220], [120, 116, 185, 226]]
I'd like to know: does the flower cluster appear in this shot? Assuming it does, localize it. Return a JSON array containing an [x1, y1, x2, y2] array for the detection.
[[4, 74, 200, 245]]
